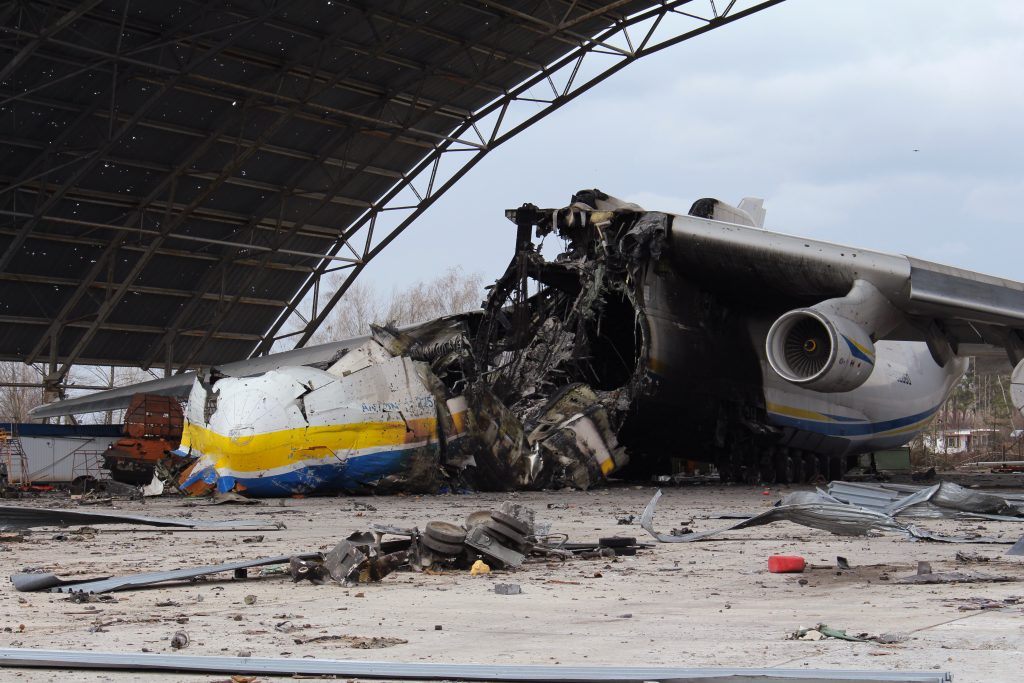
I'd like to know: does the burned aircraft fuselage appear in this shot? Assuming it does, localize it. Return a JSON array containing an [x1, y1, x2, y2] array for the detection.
[[492, 191, 964, 485], [166, 190, 966, 495]]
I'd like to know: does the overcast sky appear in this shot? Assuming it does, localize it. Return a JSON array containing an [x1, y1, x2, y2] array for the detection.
[[352, 1, 1024, 299]]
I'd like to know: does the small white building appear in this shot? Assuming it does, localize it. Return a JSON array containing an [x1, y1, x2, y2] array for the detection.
[[0, 423, 123, 484], [923, 428, 999, 455]]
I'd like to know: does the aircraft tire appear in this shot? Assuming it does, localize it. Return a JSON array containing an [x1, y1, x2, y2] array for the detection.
[[420, 534, 464, 556], [491, 511, 530, 535], [425, 521, 467, 545]]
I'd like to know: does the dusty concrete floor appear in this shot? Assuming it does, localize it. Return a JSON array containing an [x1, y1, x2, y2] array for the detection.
[[0, 484, 1022, 681]]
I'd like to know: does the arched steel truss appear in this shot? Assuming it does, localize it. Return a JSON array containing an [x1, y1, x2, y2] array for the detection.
[[0, 0, 784, 393]]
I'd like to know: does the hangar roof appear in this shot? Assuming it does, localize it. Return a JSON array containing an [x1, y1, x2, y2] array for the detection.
[[0, 0, 782, 379]]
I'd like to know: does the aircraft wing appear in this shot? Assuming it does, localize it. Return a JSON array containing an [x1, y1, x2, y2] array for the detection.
[[668, 211, 1024, 366], [29, 335, 370, 418]]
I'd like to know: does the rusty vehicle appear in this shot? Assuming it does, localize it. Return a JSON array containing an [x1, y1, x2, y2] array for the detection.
[[101, 395, 183, 486]]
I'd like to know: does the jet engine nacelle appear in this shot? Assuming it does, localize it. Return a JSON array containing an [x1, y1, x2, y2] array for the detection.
[[765, 279, 903, 393], [766, 308, 876, 392]]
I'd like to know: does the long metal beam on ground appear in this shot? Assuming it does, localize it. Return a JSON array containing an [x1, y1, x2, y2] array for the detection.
[[0, 649, 954, 682]]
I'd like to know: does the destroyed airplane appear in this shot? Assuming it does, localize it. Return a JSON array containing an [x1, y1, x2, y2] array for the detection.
[[31, 190, 1024, 496]]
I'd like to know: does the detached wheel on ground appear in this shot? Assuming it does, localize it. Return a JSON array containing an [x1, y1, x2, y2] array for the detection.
[[424, 521, 467, 545], [490, 510, 529, 535], [420, 533, 464, 556], [483, 519, 527, 548]]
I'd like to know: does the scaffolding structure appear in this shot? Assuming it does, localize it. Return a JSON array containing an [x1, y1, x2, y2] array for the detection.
[[0, 426, 29, 489]]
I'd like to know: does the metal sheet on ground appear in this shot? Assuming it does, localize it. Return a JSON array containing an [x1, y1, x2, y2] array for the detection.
[[11, 553, 321, 594], [0, 506, 276, 531], [0, 648, 953, 682]]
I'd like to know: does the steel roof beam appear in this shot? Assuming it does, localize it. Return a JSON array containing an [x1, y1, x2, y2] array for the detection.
[[3, 177, 349, 240], [18, 3, 503, 115], [0, 315, 262, 342], [0, 0, 102, 84], [0, 209, 357, 264], [0, 272, 287, 308], [45, 0, 510, 102], [0, 152, 373, 212], [22, 2, 294, 373], [46, 2, 423, 373], [148, 2, 492, 370], [0, 3, 280, 277], [0, 94, 408, 181], [185, 3, 564, 364], [0, 227, 313, 273]]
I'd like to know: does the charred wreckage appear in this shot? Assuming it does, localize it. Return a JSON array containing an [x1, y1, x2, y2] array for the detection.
[[168, 190, 677, 496], [60, 186, 1024, 497]]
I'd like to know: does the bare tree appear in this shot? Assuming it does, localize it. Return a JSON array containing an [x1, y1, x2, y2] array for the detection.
[[382, 267, 484, 326], [70, 365, 160, 424], [305, 267, 484, 345], [307, 279, 385, 345], [0, 363, 44, 423]]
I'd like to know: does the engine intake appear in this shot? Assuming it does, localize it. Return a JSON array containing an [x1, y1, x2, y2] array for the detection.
[[765, 279, 903, 393], [766, 309, 876, 393]]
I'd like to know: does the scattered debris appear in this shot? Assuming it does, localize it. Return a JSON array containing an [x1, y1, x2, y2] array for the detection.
[[828, 481, 1024, 521], [169, 631, 189, 650], [954, 551, 990, 563], [494, 583, 522, 595], [641, 489, 1018, 545], [292, 635, 407, 648], [288, 557, 328, 585], [12, 502, 646, 595], [946, 596, 1023, 611], [836, 556, 851, 570], [897, 571, 1017, 585], [789, 624, 905, 644], [210, 491, 262, 506]]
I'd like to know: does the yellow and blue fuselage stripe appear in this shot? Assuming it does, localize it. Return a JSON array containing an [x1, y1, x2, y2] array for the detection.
[[841, 334, 875, 364], [175, 416, 440, 496], [766, 402, 939, 440]]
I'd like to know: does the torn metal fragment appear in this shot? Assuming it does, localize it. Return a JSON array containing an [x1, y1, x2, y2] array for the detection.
[[323, 540, 369, 583], [641, 489, 1017, 545], [289, 557, 328, 584], [12, 554, 321, 594], [897, 571, 1017, 585], [464, 525, 524, 568], [828, 480, 1024, 521], [640, 489, 905, 542], [0, 506, 276, 531]]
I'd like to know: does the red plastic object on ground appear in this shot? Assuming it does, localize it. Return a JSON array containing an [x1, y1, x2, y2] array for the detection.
[[768, 555, 806, 573]]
